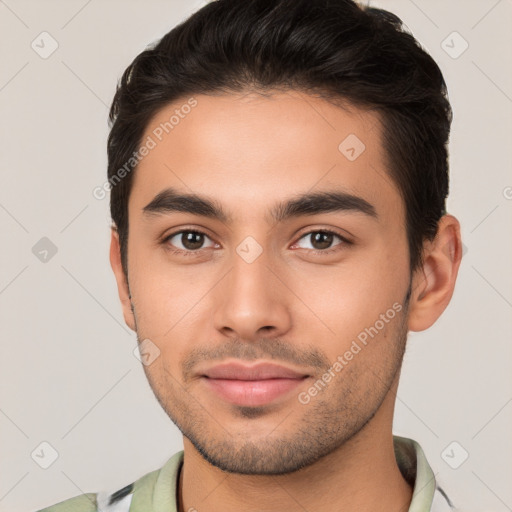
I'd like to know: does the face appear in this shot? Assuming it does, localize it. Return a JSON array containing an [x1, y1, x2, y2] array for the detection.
[[119, 91, 414, 475]]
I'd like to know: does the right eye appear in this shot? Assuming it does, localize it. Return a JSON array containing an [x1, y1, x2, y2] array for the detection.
[[163, 229, 218, 255]]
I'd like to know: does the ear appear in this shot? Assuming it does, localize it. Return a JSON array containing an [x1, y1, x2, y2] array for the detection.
[[109, 227, 136, 332], [408, 214, 463, 332]]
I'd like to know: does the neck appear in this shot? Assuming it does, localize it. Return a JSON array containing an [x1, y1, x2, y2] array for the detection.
[[177, 386, 412, 512]]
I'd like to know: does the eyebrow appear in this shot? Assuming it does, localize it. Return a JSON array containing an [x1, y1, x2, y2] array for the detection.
[[142, 187, 378, 223]]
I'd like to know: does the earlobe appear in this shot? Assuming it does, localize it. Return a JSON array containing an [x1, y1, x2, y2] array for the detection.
[[407, 214, 463, 332], [109, 227, 136, 332]]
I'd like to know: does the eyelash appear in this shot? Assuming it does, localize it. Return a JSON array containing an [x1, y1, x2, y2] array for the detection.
[[161, 228, 352, 257]]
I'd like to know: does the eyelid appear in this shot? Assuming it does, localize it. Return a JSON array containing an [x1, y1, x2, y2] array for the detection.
[[161, 224, 215, 240], [290, 228, 352, 254], [293, 226, 353, 244], [160, 227, 217, 255]]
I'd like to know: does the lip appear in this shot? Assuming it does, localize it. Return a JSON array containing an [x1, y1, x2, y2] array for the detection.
[[202, 362, 308, 380], [200, 362, 309, 407]]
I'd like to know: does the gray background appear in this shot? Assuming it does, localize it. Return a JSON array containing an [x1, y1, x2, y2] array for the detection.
[[1, 0, 511, 510]]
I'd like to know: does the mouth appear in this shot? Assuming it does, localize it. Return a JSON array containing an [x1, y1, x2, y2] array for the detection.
[[199, 361, 310, 407]]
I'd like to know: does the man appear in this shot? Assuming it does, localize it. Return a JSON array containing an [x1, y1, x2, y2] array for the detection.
[[38, 0, 462, 510]]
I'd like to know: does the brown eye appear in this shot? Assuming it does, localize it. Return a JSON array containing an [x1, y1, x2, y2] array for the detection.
[[310, 232, 335, 250], [181, 232, 205, 250], [164, 230, 216, 253], [294, 230, 349, 254]]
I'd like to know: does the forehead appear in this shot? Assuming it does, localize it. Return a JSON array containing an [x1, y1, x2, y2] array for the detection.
[[130, 91, 403, 225]]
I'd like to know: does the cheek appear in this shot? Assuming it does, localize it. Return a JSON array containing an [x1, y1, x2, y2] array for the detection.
[[294, 253, 405, 317], [128, 251, 208, 323], [128, 261, 213, 375]]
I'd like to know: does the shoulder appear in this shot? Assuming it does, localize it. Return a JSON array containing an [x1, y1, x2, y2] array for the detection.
[[34, 452, 183, 512], [35, 482, 138, 512], [35, 484, 136, 512], [36, 493, 98, 512]]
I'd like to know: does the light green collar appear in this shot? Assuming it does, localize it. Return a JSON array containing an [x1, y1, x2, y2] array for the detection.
[[394, 435, 437, 510]]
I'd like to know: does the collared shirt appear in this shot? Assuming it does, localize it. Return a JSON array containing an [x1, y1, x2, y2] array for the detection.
[[36, 435, 454, 511]]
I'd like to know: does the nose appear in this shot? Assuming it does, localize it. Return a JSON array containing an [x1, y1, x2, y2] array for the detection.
[[212, 248, 292, 342]]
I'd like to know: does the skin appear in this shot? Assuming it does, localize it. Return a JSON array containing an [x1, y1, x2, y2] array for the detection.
[[110, 90, 462, 512]]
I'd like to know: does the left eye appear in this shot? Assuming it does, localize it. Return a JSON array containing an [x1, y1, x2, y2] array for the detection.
[[294, 230, 346, 251]]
